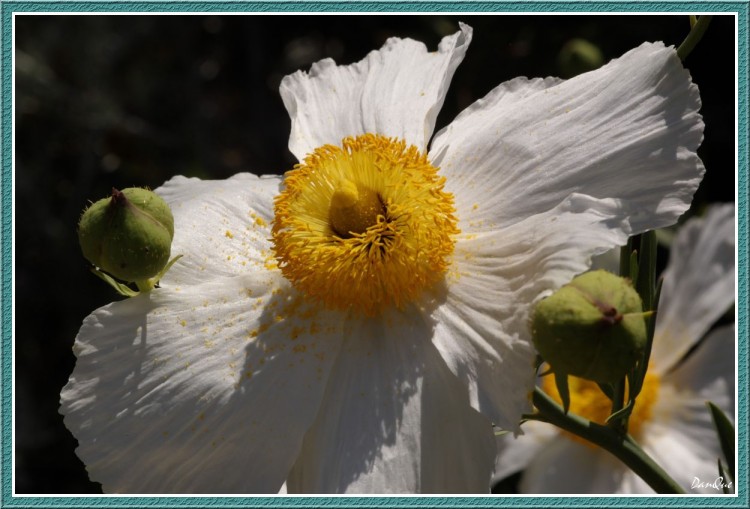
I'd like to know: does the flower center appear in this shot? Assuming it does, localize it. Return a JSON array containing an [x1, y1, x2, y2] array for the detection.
[[328, 178, 385, 237], [272, 134, 459, 316], [541, 369, 660, 444]]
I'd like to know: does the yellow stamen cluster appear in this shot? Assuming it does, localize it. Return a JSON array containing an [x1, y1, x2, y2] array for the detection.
[[272, 133, 459, 316], [542, 370, 660, 445]]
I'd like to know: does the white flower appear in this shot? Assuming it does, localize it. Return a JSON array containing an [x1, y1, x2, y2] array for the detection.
[[494, 204, 735, 494], [61, 23, 705, 494]]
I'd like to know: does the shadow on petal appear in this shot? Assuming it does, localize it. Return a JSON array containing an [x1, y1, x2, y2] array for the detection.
[[285, 280, 495, 493]]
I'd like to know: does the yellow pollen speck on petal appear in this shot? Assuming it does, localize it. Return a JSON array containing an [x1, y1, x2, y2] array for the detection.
[[542, 369, 660, 444], [272, 133, 459, 316], [225, 230, 234, 239], [249, 212, 267, 227]]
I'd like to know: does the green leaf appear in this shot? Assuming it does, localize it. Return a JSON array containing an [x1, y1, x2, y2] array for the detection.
[[554, 371, 570, 414], [534, 354, 545, 371], [91, 267, 140, 297], [707, 401, 735, 482], [135, 254, 184, 293], [635, 230, 656, 311], [537, 365, 553, 377], [156, 253, 183, 281], [630, 257, 662, 403], [609, 378, 626, 424], [619, 238, 634, 279], [606, 399, 634, 426], [597, 382, 614, 401], [629, 249, 639, 286], [717, 459, 733, 494], [606, 376, 634, 432]]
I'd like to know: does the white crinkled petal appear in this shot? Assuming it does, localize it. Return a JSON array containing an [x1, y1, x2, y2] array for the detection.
[[493, 420, 558, 484], [285, 308, 496, 494], [154, 173, 281, 287], [434, 194, 636, 430], [519, 439, 630, 494], [60, 273, 345, 494], [651, 204, 735, 373], [640, 419, 729, 494], [636, 325, 735, 493], [430, 42, 704, 234], [656, 324, 735, 430], [662, 324, 735, 413], [618, 470, 654, 494], [589, 246, 621, 273], [280, 24, 472, 160], [430, 75, 562, 178]]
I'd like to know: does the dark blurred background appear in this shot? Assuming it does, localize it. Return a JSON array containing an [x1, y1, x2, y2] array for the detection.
[[13, 14, 735, 494]]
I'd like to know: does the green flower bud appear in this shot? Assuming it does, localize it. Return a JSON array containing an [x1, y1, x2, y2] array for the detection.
[[78, 187, 174, 283], [531, 270, 647, 384]]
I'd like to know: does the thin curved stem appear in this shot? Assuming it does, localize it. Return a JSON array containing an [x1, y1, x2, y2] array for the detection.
[[677, 15, 713, 60], [527, 387, 685, 494]]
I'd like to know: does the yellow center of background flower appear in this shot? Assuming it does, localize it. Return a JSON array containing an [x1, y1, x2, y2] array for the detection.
[[542, 370, 660, 445], [272, 134, 459, 316]]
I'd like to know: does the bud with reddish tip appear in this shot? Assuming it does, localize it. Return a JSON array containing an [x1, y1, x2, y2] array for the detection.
[[78, 187, 174, 284], [531, 270, 648, 384]]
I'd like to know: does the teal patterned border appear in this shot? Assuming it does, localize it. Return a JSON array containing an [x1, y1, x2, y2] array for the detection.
[[1, 1, 747, 508], [1, 0, 750, 12]]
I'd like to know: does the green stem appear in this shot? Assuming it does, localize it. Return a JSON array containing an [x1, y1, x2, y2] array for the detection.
[[529, 387, 685, 494], [635, 231, 657, 312], [628, 230, 658, 404], [677, 15, 713, 61], [609, 379, 627, 432], [135, 278, 156, 293], [619, 238, 634, 279]]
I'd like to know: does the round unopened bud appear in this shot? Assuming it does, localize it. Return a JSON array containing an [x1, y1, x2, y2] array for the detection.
[[531, 270, 647, 384], [78, 187, 174, 282]]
